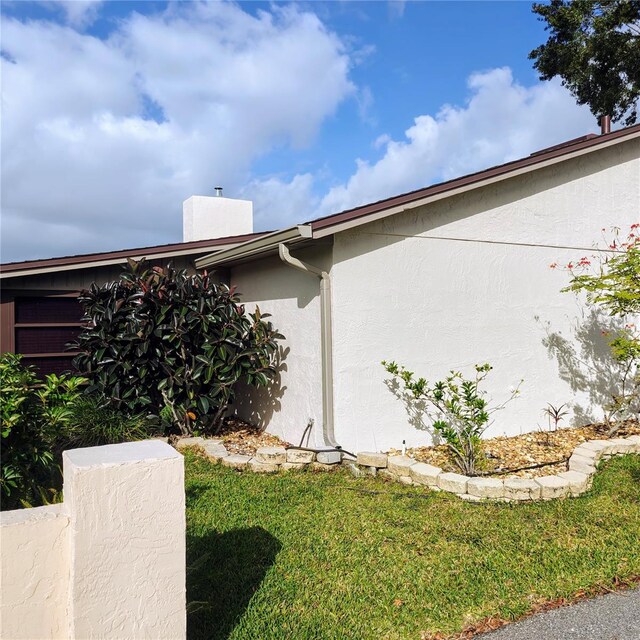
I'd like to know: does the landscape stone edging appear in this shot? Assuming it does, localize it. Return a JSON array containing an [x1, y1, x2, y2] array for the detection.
[[175, 434, 640, 502]]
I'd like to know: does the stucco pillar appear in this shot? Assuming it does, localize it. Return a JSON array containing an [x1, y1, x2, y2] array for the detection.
[[63, 440, 186, 639]]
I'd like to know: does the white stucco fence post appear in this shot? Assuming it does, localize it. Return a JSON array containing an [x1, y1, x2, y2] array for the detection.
[[1, 440, 186, 640], [64, 440, 186, 639]]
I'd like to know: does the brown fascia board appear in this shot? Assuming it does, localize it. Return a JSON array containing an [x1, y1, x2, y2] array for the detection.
[[309, 124, 640, 234], [0, 231, 271, 278]]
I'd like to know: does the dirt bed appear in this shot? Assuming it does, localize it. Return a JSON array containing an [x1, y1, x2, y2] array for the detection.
[[389, 420, 640, 478], [204, 418, 639, 478], [214, 418, 290, 456]]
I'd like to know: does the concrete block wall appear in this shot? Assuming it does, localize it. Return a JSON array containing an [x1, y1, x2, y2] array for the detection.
[[0, 440, 186, 640]]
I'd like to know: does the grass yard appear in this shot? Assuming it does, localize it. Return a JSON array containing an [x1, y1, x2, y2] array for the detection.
[[185, 452, 640, 640]]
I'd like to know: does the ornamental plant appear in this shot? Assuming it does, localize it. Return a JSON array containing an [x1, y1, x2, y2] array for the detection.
[[72, 259, 283, 435], [0, 353, 85, 509], [552, 223, 640, 433], [382, 361, 521, 476]]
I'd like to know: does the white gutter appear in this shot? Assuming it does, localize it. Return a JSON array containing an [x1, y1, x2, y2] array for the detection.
[[195, 225, 313, 269], [278, 243, 337, 448]]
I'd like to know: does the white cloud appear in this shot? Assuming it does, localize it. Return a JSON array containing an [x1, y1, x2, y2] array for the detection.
[[35, 1, 104, 28], [240, 173, 318, 231], [57, 1, 103, 28], [315, 68, 597, 216], [0, 2, 354, 261], [388, 1, 406, 19]]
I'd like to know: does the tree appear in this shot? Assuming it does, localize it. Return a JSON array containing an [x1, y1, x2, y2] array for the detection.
[[73, 260, 283, 435], [530, 0, 640, 126]]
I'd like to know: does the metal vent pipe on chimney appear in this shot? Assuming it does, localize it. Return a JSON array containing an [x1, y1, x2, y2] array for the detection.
[[600, 115, 611, 135], [214, 186, 223, 197]]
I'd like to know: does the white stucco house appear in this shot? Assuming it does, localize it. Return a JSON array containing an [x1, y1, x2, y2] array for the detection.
[[1, 124, 638, 453], [195, 124, 640, 453]]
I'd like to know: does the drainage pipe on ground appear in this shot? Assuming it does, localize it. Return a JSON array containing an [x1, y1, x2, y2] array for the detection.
[[278, 243, 339, 449]]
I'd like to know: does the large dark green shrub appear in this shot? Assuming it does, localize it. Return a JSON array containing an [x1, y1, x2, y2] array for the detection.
[[73, 260, 283, 435], [0, 354, 85, 509]]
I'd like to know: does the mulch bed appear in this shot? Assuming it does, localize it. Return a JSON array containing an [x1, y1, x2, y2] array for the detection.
[[213, 418, 290, 456], [203, 418, 639, 477], [390, 419, 640, 478]]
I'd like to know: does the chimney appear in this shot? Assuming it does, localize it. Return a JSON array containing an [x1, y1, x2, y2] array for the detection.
[[599, 115, 611, 135], [183, 189, 253, 242]]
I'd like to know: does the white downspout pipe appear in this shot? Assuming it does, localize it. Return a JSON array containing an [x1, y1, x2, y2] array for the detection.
[[278, 243, 338, 448]]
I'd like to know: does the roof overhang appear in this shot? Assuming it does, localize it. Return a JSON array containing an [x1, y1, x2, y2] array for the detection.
[[197, 125, 640, 268], [195, 225, 313, 269], [0, 233, 268, 280]]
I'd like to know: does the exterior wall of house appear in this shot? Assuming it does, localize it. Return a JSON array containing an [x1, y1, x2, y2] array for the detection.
[[230, 246, 331, 448], [330, 137, 639, 452]]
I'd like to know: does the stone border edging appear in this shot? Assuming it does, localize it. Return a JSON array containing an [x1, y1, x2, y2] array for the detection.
[[175, 435, 640, 502]]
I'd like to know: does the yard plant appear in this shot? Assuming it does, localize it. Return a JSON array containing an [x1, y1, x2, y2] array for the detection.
[[0, 353, 157, 509], [73, 259, 283, 435], [382, 361, 520, 475], [556, 224, 640, 432], [0, 353, 85, 509]]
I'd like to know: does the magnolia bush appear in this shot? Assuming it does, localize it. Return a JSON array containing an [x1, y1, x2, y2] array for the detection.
[[382, 361, 520, 475], [553, 223, 640, 432], [73, 260, 283, 435]]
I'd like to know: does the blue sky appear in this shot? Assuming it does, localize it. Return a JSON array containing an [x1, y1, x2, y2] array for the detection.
[[1, 1, 599, 262]]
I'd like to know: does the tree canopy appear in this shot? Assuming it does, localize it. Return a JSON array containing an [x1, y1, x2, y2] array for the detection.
[[530, 0, 640, 126]]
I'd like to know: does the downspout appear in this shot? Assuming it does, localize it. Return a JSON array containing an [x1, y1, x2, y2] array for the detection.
[[278, 243, 338, 448]]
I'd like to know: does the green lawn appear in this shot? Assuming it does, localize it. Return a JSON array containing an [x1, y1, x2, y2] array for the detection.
[[185, 453, 640, 640]]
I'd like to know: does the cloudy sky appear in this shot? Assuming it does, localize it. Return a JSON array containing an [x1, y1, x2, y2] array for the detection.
[[1, 0, 600, 263]]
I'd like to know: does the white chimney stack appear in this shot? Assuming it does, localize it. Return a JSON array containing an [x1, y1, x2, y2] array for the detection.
[[183, 191, 253, 242]]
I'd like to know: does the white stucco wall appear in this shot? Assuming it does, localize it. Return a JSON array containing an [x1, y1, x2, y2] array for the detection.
[[64, 440, 186, 639], [331, 138, 640, 451], [230, 247, 329, 447], [0, 504, 70, 639], [0, 440, 186, 640]]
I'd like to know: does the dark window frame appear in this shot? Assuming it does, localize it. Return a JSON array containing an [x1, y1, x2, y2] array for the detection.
[[1, 289, 83, 374]]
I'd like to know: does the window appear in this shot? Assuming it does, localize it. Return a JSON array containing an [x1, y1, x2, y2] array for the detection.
[[1, 291, 83, 377]]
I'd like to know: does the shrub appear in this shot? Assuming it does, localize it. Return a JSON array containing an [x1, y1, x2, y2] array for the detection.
[[382, 361, 520, 476], [554, 224, 640, 432], [0, 354, 85, 509], [58, 394, 159, 450], [73, 259, 283, 435]]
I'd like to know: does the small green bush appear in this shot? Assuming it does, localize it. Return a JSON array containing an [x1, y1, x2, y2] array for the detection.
[[73, 259, 283, 435], [0, 353, 85, 509], [382, 361, 520, 475], [59, 395, 159, 450]]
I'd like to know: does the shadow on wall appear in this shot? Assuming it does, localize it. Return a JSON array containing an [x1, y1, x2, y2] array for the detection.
[[382, 372, 442, 445], [187, 526, 281, 640], [538, 309, 628, 424], [232, 345, 290, 432]]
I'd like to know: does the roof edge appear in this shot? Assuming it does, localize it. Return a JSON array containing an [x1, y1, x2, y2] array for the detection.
[[0, 231, 270, 279], [310, 123, 640, 235]]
